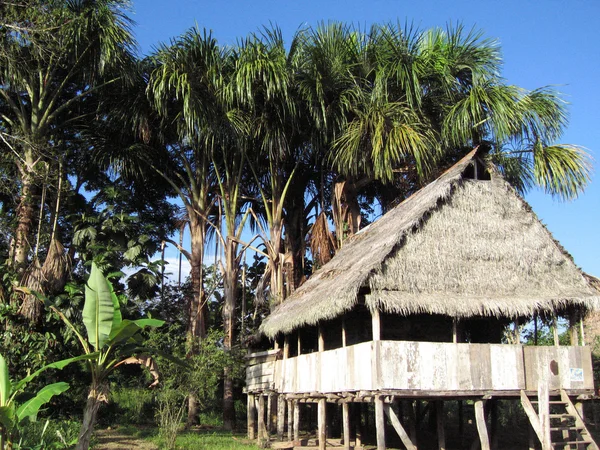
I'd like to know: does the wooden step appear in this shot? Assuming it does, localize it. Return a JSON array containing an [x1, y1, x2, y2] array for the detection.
[[551, 426, 582, 431]]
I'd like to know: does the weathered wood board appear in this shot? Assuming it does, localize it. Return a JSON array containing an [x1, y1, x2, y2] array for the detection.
[[523, 345, 593, 391], [246, 341, 593, 395]]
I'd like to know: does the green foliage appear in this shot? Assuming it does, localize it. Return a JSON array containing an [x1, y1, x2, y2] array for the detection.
[[155, 389, 186, 450], [108, 387, 156, 425], [10, 419, 80, 450], [0, 353, 73, 450]]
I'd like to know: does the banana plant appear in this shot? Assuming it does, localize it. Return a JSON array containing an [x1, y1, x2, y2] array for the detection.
[[0, 352, 78, 450], [49, 262, 165, 450]]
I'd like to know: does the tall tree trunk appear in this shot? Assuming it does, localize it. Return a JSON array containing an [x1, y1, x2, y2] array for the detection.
[[269, 218, 284, 306], [186, 217, 208, 427], [222, 237, 239, 431], [283, 179, 307, 293], [76, 381, 107, 450], [13, 167, 36, 272]]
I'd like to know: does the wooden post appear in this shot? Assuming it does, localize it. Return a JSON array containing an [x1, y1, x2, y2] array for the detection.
[[354, 403, 363, 448], [258, 395, 267, 443], [247, 393, 256, 440], [342, 402, 351, 450], [283, 336, 289, 359], [318, 324, 325, 352], [570, 311, 580, 346], [342, 318, 347, 347], [406, 400, 417, 445], [318, 399, 327, 450], [552, 314, 560, 346], [534, 312, 539, 346], [452, 318, 458, 343], [538, 381, 551, 450], [267, 393, 273, 433], [474, 400, 490, 450], [293, 401, 300, 442], [375, 396, 386, 450], [372, 308, 381, 341], [580, 313, 585, 346], [436, 400, 446, 450], [297, 331, 302, 356], [277, 395, 286, 441], [513, 320, 520, 344], [287, 400, 294, 441]]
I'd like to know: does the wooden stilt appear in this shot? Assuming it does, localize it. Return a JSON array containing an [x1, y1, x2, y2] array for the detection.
[[354, 403, 363, 448], [267, 393, 273, 433], [287, 400, 294, 441], [383, 402, 416, 450], [318, 399, 327, 450], [342, 402, 351, 450], [277, 395, 285, 441], [293, 401, 300, 442], [436, 400, 446, 450], [375, 396, 386, 450], [247, 393, 256, 440], [406, 400, 417, 445], [474, 400, 490, 450], [258, 395, 268, 443]]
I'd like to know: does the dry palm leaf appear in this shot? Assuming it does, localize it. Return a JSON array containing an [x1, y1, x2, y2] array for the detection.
[[42, 238, 71, 294], [309, 211, 336, 268]]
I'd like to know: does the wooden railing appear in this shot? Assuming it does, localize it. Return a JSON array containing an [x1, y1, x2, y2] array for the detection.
[[246, 341, 594, 395]]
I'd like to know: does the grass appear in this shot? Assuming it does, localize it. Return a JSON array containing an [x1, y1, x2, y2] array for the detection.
[[155, 430, 262, 449]]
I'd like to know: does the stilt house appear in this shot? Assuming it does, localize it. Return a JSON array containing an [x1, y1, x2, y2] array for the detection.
[[246, 149, 600, 450]]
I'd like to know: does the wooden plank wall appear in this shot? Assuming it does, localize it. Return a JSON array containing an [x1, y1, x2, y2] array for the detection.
[[377, 342, 525, 391], [247, 341, 593, 394], [523, 345, 593, 391]]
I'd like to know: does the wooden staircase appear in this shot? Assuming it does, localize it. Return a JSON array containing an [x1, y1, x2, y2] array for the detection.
[[521, 389, 598, 449]]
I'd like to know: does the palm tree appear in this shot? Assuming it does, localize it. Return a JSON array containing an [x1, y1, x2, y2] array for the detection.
[[0, 0, 137, 321], [332, 23, 591, 214], [235, 28, 302, 305]]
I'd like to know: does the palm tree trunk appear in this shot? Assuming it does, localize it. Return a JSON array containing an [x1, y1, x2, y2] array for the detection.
[[76, 381, 107, 450], [186, 218, 207, 427], [222, 237, 239, 430]]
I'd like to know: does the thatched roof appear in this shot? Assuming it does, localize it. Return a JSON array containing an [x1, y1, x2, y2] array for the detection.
[[261, 149, 600, 338]]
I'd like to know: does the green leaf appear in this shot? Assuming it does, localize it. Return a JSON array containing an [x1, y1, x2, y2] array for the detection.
[[0, 405, 15, 430], [0, 354, 11, 407], [13, 353, 100, 394], [16, 382, 70, 422], [108, 320, 141, 345], [84, 262, 117, 350], [132, 318, 164, 329]]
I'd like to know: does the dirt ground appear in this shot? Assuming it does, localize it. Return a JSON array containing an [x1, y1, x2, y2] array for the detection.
[[93, 428, 158, 450]]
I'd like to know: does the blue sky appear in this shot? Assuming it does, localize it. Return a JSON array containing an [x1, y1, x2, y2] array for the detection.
[[131, 0, 600, 277]]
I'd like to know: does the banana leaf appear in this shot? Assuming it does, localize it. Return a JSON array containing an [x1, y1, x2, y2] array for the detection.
[[83, 262, 116, 350], [16, 382, 69, 422]]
